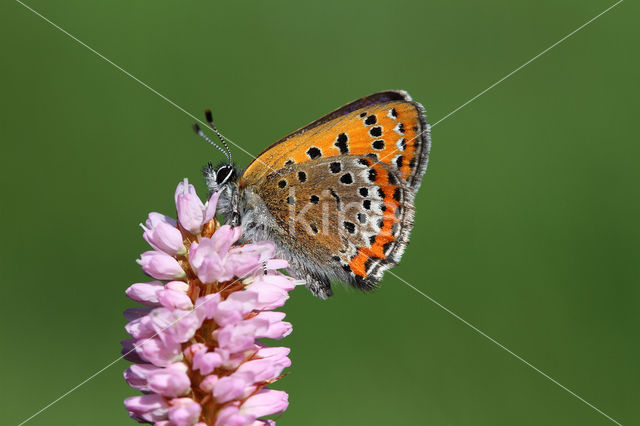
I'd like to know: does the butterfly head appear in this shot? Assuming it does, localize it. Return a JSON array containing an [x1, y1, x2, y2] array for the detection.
[[202, 161, 237, 193], [194, 109, 238, 190]]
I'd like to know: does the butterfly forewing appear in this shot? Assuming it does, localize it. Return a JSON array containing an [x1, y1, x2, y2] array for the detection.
[[242, 91, 430, 193]]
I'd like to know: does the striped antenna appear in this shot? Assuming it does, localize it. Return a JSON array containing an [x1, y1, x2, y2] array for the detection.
[[204, 109, 233, 163], [193, 123, 232, 164]]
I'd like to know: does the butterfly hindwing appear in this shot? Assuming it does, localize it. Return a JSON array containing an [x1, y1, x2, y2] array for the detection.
[[253, 155, 413, 288]]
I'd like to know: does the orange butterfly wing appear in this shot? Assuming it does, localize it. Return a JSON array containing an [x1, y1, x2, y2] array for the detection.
[[240, 91, 430, 285]]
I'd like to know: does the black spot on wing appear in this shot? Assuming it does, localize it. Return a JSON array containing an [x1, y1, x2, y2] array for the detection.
[[343, 221, 356, 234], [306, 146, 322, 159], [364, 115, 377, 125], [334, 133, 349, 154], [393, 188, 402, 202], [340, 173, 353, 185], [372, 140, 385, 150]]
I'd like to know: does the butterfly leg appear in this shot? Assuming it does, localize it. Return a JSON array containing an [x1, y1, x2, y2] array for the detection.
[[302, 272, 333, 299]]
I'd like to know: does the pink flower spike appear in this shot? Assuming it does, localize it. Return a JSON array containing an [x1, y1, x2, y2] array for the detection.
[[142, 212, 186, 256], [124, 394, 168, 423], [168, 397, 202, 426], [137, 250, 186, 280], [124, 180, 296, 424], [125, 281, 164, 306], [240, 389, 289, 418]]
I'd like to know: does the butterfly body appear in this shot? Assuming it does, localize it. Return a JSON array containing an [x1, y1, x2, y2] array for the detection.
[[203, 90, 431, 298]]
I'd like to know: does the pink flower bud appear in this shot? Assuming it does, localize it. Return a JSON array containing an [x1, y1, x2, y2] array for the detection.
[[136, 335, 182, 367], [158, 288, 193, 310], [199, 374, 218, 392], [124, 394, 168, 423], [252, 420, 276, 426], [254, 312, 292, 340], [123, 364, 158, 392], [124, 315, 154, 340], [166, 280, 190, 293], [214, 406, 255, 426], [239, 350, 290, 383], [256, 346, 290, 360], [137, 250, 186, 280], [212, 291, 259, 327], [215, 318, 269, 353], [188, 225, 246, 283], [142, 212, 186, 256], [147, 307, 203, 346], [213, 372, 254, 403], [240, 389, 289, 418], [192, 347, 222, 375], [121, 339, 146, 363], [175, 179, 218, 234], [125, 281, 164, 306], [147, 362, 191, 397], [245, 281, 289, 310], [193, 293, 222, 322], [168, 397, 202, 426]]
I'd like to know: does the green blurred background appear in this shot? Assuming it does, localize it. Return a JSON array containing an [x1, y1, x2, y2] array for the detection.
[[1, 0, 638, 424]]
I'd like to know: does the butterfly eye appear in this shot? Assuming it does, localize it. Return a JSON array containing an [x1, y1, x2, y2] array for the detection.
[[216, 165, 235, 185]]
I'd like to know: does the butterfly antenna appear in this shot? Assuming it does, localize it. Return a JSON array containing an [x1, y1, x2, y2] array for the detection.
[[193, 123, 232, 163], [204, 109, 233, 164]]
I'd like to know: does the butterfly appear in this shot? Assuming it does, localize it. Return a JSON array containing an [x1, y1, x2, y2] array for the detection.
[[194, 90, 431, 299]]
